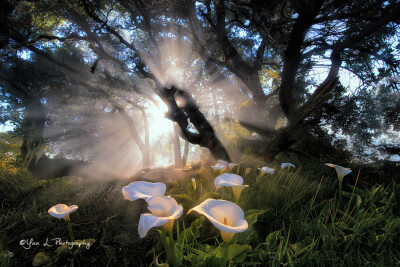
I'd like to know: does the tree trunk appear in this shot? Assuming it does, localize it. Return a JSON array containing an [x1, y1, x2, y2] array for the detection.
[[182, 140, 189, 167], [158, 85, 232, 162], [112, 100, 150, 169], [173, 125, 182, 168], [211, 89, 221, 134], [130, 102, 151, 168]]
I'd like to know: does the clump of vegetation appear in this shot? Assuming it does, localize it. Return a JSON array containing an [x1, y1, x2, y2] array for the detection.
[[1, 157, 400, 266]]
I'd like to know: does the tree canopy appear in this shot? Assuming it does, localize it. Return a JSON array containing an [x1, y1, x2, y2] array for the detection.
[[0, 0, 399, 179]]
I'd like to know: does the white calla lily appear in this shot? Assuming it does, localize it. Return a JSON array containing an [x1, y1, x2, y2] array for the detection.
[[215, 173, 248, 202], [281, 163, 295, 169], [259, 166, 275, 174], [138, 195, 183, 238], [325, 163, 352, 207], [325, 163, 352, 181], [218, 160, 228, 166], [122, 181, 166, 201], [228, 163, 238, 170], [188, 199, 248, 242], [211, 163, 227, 170], [215, 173, 244, 189], [48, 204, 78, 220]]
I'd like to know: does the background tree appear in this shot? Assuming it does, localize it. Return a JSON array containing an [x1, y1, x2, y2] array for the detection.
[[1, 0, 399, 179]]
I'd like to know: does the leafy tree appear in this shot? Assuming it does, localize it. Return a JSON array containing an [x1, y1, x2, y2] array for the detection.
[[0, 0, 399, 179]]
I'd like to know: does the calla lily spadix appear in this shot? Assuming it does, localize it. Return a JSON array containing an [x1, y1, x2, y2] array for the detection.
[[122, 181, 166, 201], [138, 195, 183, 238], [215, 173, 248, 202], [281, 163, 295, 169], [259, 166, 275, 174], [188, 199, 248, 243], [325, 163, 352, 181], [48, 204, 78, 221], [191, 177, 197, 191]]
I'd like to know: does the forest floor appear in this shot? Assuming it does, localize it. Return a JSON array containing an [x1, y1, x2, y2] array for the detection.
[[1, 159, 400, 266]]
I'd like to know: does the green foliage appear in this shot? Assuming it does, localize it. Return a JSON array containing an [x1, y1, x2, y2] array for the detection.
[[1, 160, 400, 266], [0, 133, 22, 174], [241, 168, 316, 215]]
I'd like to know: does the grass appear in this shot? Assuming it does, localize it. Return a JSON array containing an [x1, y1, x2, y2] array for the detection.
[[1, 159, 400, 266]]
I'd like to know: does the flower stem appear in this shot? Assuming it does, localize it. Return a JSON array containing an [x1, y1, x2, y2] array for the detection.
[[160, 228, 178, 267], [224, 241, 230, 261], [67, 220, 75, 242], [160, 229, 171, 264], [168, 228, 178, 267], [338, 179, 343, 209]]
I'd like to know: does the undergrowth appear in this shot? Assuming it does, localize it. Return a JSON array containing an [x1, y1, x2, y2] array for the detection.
[[1, 160, 400, 266]]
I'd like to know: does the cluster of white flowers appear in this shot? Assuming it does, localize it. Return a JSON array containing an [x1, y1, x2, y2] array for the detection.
[[121, 180, 248, 242], [46, 161, 350, 245], [122, 181, 183, 238]]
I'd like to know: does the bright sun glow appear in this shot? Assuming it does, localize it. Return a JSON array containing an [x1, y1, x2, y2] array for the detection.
[[146, 99, 175, 167], [147, 99, 173, 142]]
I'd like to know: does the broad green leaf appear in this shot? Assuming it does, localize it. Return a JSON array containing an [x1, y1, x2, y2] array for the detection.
[[54, 245, 69, 256], [178, 217, 205, 245], [228, 244, 252, 262], [32, 251, 52, 266], [265, 230, 282, 248]]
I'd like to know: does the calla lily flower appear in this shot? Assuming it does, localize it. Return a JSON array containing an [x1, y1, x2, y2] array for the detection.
[[48, 204, 78, 220], [325, 163, 352, 181], [188, 199, 248, 242], [245, 167, 252, 176], [281, 163, 295, 169], [211, 163, 227, 170], [325, 163, 352, 207], [228, 163, 238, 170], [259, 166, 275, 174], [215, 173, 248, 202], [191, 177, 197, 191], [122, 181, 166, 201], [138, 195, 183, 238], [218, 160, 228, 166]]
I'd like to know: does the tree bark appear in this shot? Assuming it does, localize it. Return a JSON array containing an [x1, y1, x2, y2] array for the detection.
[[182, 140, 189, 167], [173, 125, 182, 168], [129, 101, 151, 168], [211, 89, 221, 134], [159, 85, 232, 162]]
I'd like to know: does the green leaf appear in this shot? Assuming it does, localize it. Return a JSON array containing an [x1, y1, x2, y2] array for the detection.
[[154, 253, 170, 267], [244, 209, 266, 224], [233, 209, 265, 244], [83, 238, 96, 249], [228, 244, 252, 262], [32, 251, 52, 266], [204, 255, 226, 266], [178, 217, 205, 245], [265, 230, 282, 249], [174, 194, 193, 203], [54, 245, 70, 256], [198, 191, 221, 203]]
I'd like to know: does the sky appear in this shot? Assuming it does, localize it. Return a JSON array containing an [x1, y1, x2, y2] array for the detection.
[[0, 121, 14, 132]]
